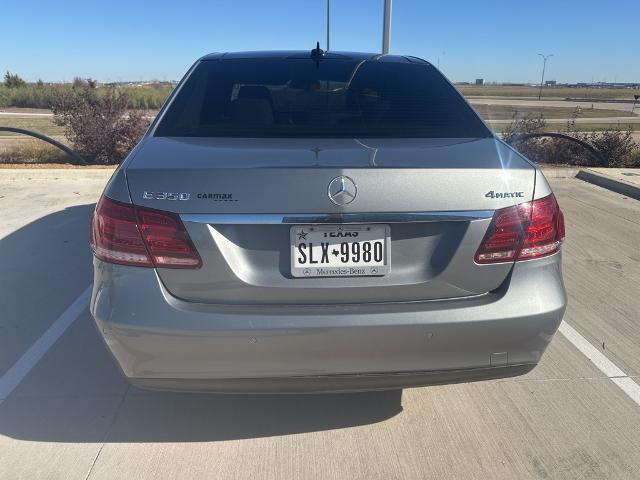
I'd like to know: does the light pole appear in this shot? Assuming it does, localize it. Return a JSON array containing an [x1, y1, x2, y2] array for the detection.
[[537, 53, 554, 100], [326, 0, 330, 51], [382, 0, 392, 54], [437, 51, 445, 70]]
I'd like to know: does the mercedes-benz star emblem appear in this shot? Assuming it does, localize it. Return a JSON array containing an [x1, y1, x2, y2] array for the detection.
[[327, 176, 357, 205]]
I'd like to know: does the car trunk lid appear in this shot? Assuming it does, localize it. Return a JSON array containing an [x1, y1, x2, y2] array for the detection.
[[125, 136, 535, 305]]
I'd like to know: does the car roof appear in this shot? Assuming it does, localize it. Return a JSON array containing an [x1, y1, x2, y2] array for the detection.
[[200, 50, 431, 65]]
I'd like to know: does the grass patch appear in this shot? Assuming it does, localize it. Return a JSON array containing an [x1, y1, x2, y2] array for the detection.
[[0, 84, 172, 110], [0, 137, 71, 164], [0, 115, 65, 136]]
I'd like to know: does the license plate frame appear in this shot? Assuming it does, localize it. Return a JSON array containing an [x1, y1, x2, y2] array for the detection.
[[290, 224, 391, 278]]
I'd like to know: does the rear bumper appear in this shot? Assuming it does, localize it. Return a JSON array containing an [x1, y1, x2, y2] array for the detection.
[[91, 254, 566, 393], [130, 365, 536, 394]]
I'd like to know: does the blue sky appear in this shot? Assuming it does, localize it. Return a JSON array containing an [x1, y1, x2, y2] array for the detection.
[[2, 0, 637, 84]]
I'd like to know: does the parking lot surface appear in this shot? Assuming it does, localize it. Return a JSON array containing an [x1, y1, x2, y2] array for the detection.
[[0, 170, 639, 479]]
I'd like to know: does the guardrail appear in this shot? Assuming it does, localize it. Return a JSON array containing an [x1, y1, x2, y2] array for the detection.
[[507, 132, 605, 166], [0, 127, 86, 165]]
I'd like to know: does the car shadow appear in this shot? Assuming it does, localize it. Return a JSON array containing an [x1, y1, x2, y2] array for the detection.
[[113, 389, 403, 443], [0, 203, 403, 443]]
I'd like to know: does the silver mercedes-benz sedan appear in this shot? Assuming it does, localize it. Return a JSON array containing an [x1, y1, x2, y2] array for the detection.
[[90, 49, 566, 393]]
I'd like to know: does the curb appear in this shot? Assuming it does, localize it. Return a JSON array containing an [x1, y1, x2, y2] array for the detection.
[[0, 168, 116, 181], [576, 169, 640, 200], [538, 167, 581, 178]]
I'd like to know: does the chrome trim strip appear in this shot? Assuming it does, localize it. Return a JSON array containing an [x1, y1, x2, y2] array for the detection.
[[181, 211, 493, 224]]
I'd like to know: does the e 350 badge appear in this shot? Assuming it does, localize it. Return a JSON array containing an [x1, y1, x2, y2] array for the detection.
[[143, 191, 190, 201]]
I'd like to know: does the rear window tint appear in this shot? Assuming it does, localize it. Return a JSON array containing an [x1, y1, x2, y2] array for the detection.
[[154, 58, 491, 139]]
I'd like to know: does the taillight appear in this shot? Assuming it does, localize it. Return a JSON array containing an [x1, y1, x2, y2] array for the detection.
[[90, 196, 201, 269], [135, 205, 202, 268], [475, 194, 565, 264], [90, 196, 152, 266]]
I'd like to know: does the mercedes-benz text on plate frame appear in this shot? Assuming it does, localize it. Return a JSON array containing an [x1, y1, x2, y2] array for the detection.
[[89, 50, 566, 393]]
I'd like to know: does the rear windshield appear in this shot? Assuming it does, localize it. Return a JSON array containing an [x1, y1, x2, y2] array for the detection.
[[154, 58, 491, 138]]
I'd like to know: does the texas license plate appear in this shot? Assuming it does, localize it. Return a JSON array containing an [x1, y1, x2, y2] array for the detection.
[[290, 224, 390, 278]]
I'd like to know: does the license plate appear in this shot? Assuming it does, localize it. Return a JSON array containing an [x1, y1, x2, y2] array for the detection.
[[290, 224, 390, 278]]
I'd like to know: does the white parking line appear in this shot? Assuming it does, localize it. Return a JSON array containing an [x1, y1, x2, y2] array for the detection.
[[0, 285, 92, 405], [559, 320, 640, 406]]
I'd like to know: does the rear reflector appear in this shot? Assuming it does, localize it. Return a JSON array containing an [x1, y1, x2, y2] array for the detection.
[[475, 194, 565, 264], [91, 196, 201, 269]]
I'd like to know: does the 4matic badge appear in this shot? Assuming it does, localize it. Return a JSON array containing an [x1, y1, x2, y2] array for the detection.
[[485, 190, 525, 199]]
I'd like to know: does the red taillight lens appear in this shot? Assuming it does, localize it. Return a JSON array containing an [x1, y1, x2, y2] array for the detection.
[[135, 206, 202, 268], [91, 196, 152, 266], [517, 194, 565, 260], [90, 196, 201, 269], [475, 194, 565, 264]]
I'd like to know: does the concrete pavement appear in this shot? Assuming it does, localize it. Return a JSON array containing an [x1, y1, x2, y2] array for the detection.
[[585, 168, 640, 187], [0, 170, 639, 479], [576, 168, 640, 201]]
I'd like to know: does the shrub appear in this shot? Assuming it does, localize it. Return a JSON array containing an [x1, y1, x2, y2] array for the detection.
[[627, 149, 640, 168], [118, 85, 173, 109], [72, 77, 98, 89], [4, 71, 26, 88], [580, 128, 638, 167], [72, 77, 87, 88], [501, 112, 547, 144], [502, 112, 640, 167], [501, 112, 551, 163], [51, 86, 150, 164]]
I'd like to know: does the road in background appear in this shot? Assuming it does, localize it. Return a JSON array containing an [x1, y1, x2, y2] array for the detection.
[[486, 116, 640, 125], [0, 170, 639, 479], [467, 98, 639, 113], [3, 99, 638, 119]]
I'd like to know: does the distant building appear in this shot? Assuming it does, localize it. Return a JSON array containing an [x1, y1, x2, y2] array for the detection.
[[545, 80, 557, 86], [475, 78, 484, 86]]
